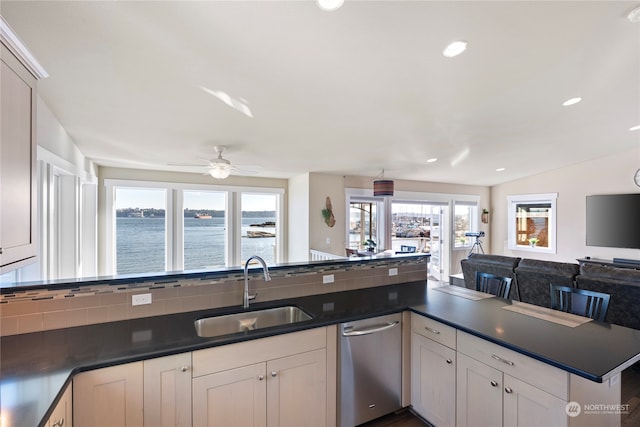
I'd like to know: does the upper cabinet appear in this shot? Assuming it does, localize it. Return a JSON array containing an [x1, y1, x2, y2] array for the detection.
[[0, 17, 47, 273]]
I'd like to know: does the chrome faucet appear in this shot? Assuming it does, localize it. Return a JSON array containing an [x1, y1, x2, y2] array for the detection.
[[243, 255, 271, 308]]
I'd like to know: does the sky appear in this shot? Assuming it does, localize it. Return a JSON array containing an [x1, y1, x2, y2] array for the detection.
[[115, 188, 276, 211]]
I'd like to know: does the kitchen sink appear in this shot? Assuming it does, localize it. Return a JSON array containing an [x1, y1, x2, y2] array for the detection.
[[194, 305, 313, 338]]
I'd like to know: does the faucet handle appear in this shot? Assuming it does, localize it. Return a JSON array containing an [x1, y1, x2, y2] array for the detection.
[[248, 292, 258, 301]]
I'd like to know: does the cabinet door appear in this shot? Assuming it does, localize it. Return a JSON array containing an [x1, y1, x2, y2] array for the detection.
[[266, 348, 327, 427], [192, 362, 267, 427], [411, 332, 456, 427], [47, 382, 73, 427], [143, 353, 192, 427], [503, 375, 567, 427], [0, 44, 38, 270], [73, 362, 143, 427], [456, 353, 502, 427]]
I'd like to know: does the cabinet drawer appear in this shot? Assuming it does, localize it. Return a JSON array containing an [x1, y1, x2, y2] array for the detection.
[[411, 313, 456, 349], [192, 327, 326, 377], [457, 331, 568, 400]]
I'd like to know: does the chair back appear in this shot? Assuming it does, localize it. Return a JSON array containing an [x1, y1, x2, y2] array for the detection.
[[475, 271, 512, 299], [550, 284, 610, 322], [345, 248, 358, 257], [400, 245, 417, 253]]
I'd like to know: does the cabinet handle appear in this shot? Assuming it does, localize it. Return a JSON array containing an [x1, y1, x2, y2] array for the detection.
[[505, 387, 513, 394], [271, 371, 277, 378], [491, 354, 515, 366], [490, 380, 499, 387], [180, 366, 189, 372], [258, 375, 265, 381], [446, 358, 453, 364], [424, 326, 440, 335], [52, 418, 64, 427]]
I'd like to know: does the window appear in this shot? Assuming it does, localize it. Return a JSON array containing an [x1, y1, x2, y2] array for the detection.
[[453, 201, 479, 248], [183, 190, 226, 270], [391, 202, 436, 253], [241, 193, 278, 265], [348, 199, 379, 250], [507, 193, 557, 253], [115, 187, 167, 275], [105, 180, 283, 276]]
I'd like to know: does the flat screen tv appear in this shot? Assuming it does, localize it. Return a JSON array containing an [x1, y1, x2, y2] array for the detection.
[[586, 193, 640, 249]]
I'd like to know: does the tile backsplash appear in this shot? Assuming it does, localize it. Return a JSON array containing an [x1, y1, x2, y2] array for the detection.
[[0, 257, 427, 336]]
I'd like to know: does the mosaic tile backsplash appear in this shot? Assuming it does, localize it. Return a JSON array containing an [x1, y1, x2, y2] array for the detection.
[[0, 258, 427, 336]]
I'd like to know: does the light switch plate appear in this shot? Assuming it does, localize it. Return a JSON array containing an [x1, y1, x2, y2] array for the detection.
[[323, 274, 335, 284], [132, 293, 152, 306]]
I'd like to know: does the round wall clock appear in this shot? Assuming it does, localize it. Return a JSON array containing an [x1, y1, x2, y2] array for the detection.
[[635, 168, 640, 188]]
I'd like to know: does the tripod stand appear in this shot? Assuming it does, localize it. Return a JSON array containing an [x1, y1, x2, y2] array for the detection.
[[468, 235, 485, 256]]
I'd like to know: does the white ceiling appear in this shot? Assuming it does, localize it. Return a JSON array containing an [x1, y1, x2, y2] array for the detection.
[[2, 1, 639, 186]]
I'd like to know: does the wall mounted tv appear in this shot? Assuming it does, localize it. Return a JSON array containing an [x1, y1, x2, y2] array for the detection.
[[586, 193, 640, 249]]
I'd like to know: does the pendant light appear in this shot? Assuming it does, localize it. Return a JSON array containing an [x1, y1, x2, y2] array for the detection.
[[373, 169, 394, 197]]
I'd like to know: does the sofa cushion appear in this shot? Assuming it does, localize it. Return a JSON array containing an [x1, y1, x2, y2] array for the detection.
[[576, 264, 640, 329], [515, 259, 579, 308], [460, 254, 520, 298]]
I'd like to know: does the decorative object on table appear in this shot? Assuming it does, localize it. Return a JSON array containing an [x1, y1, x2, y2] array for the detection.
[[481, 209, 490, 224], [528, 237, 539, 247], [373, 169, 394, 197], [364, 239, 377, 252], [322, 196, 336, 227]]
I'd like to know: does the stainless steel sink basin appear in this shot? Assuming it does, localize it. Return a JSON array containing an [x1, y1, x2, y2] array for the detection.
[[194, 306, 313, 338]]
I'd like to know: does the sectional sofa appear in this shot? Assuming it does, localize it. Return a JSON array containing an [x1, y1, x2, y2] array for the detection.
[[459, 253, 640, 330]]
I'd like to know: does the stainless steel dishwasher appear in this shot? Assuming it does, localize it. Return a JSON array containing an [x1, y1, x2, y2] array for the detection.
[[338, 313, 402, 427]]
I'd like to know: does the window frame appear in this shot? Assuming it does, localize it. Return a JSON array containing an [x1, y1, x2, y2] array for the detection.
[[104, 179, 284, 275], [507, 193, 557, 254]]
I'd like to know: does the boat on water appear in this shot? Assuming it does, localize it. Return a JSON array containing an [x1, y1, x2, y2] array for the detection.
[[194, 213, 212, 219], [246, 230, 276, 238]]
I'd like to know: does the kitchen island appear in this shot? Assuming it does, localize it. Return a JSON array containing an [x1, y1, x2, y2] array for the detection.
[[2, 279, 640, 426]]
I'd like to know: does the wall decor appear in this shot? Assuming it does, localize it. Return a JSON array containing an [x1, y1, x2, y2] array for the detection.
[[322, 196, 336, 227]]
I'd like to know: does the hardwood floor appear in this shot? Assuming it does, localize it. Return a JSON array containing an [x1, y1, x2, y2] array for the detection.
[[357, 409, 432, 427]]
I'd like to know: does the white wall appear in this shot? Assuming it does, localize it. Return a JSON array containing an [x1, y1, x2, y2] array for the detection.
[[287, 173, 310, 263], [491, 147, 640, 263], [309, 173, 346, 256]]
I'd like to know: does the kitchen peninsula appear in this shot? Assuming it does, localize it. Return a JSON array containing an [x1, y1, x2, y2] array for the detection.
[[1, 254, 639, 427]]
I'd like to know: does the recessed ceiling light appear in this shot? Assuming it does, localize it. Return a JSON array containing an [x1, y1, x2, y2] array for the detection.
[[496, 167, 506, 172], [426, 158, 438, 163], [443, 40, 468, 58], [630, 125, 640, 131], [316, 0, 344, 11], [562, 97, 582, 106]]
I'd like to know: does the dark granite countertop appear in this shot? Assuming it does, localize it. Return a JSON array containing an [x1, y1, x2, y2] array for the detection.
[[2, 281, 640, 427]]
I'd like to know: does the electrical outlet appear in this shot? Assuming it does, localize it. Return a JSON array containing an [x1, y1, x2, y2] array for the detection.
[[132, 293, 152, 306], [389, 268, 398, 276], [323, 274, 335, 284]]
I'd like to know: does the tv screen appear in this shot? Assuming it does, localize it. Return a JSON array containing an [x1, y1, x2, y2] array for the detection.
[[586, 194, 640, 249]]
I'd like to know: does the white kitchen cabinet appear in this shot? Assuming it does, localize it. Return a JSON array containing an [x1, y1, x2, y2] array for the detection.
[[46, 382, 73, 427], [410, 314, 456, 427], [0, 42, 38, 272], [143, 352, 192, 427], [192, 327, 331, 427], [456, 353, 503, 427], [456, 331, 621, 427], [73, 362, 144, 427]]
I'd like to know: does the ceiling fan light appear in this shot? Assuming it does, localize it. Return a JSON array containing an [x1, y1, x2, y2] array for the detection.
[[209, 165, 231, 179]]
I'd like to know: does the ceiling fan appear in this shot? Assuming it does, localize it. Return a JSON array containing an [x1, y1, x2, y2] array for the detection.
[[168, 145, 258, 179]]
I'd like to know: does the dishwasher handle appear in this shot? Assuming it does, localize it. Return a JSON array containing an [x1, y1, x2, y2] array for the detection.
[[342, 321, 400, 337]]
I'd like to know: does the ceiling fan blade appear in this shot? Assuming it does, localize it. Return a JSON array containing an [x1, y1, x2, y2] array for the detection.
[[167, 161, 207, 167]]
